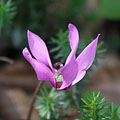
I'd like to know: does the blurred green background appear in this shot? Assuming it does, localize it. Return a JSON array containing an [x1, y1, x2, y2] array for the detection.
[[0, 0, 120, 59]]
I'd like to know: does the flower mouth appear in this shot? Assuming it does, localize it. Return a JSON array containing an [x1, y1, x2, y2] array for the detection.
[[54, 70, 63, 88], [53, 62, 63, 88], [54, 70, 63, 82]]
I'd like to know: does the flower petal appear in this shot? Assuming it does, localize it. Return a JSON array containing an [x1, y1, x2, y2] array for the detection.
[[27, 30, 54, 71], [72, 70, 86, 86], [57, 58, 78, 90], [22, 48, 56, 88], [65, 24, 79, 65], [72, 34, 100, 85]]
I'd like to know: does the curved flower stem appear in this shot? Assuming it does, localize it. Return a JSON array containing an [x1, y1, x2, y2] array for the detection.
[[27, 81, 44, 120]]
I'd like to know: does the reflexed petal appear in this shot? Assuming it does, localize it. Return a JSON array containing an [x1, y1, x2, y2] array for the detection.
[[72, 34, 100, 85], [22, 48, 56, 88], [65, 24, 79, 65], [27, 30, 54, 71], [57, 58, 78, 90]]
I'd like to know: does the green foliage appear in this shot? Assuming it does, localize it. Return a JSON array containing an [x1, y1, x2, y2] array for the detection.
[[34, 87, 71, 120], [35, 89, 120, 120], [50, 29, 106, 109], [50, 29, 70, 63], [99, 0, 120, 20], [50, 29, 106, 64], [77, 92, 120, 120], [107, 103, 120, 120], [0, 0, 16, 30]]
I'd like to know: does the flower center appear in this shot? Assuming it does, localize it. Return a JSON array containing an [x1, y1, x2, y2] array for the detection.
[[54, 70, 63, 82], [53, 62, 63, 84]]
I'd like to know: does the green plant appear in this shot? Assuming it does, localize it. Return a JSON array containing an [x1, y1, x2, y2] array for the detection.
[[50, 29, 106, 64], [77, 92, 120, 120], [107, 103, 120, 120], [0, 0, 16, 30], [49, 29, 70, 63], [34, 87, 71, 120], [50, 29, 106, 108]]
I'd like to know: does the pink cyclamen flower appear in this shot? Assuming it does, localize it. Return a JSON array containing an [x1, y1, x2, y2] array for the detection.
[[23, 24, 100, 90]]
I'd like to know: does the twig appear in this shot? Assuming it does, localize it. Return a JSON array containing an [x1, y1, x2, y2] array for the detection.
[[27, 81, 44, 120], [0, 56, 14, 64]]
